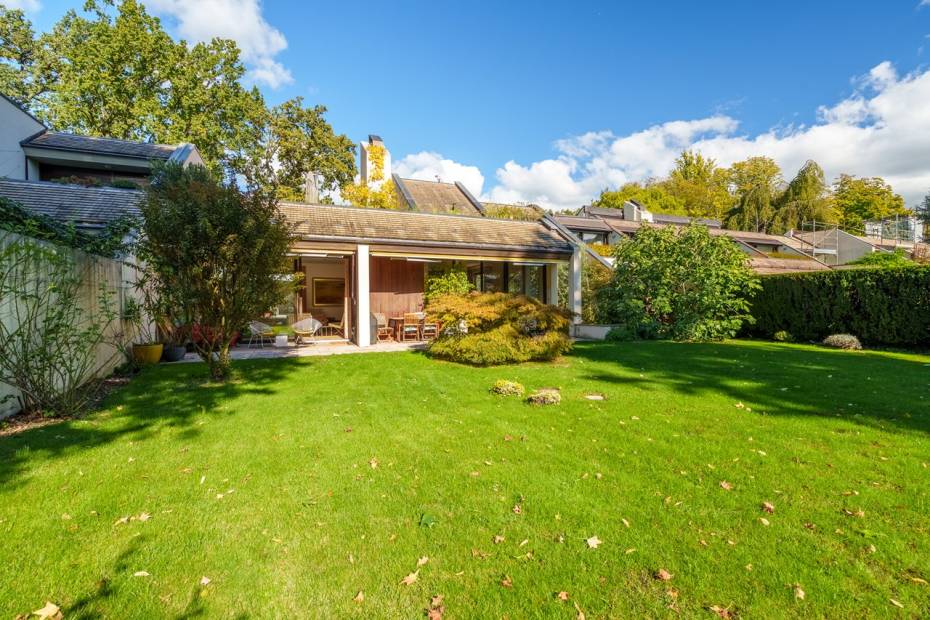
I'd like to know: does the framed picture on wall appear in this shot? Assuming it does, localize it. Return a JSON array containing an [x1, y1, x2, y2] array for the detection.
[[312, 277, 345, 306]]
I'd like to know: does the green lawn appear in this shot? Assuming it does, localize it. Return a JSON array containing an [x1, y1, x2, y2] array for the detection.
[[1, 341, 928, 618]]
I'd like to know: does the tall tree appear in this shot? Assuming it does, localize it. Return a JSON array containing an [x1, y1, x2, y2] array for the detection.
[[2, 0, 354, 189], [0, 7, 48, 107], [592, 181, 687, 215], [665, 150, 733, 221], [915, 189, 930, 227], [726, 156, 784, 232], [138, 163, 294, 380], [263, 97, 357, 201], [773, 160, 835, 233], [832, 174, 908, 232]]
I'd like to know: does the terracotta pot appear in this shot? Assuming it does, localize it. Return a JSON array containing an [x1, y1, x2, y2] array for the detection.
[[132, 343, 164, 365]]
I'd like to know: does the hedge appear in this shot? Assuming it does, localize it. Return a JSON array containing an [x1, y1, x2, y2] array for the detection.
[[746, 266, 930, 346]]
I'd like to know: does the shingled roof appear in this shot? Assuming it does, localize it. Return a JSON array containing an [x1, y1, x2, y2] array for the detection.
[[0, 178, 141, 229], [21, 131, 180, 161], [281, 203, 572, 254], [393, 176, 484, 216]]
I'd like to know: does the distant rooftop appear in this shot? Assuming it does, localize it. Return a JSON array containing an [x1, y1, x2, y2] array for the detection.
[[392, 176, 484, 216], [0, 178, 141, 229], [21, 131, 181, 161]]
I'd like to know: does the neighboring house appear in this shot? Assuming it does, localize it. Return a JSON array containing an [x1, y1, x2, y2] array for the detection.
[[1, 94, 202, 188], [556, 200, 831, 274]]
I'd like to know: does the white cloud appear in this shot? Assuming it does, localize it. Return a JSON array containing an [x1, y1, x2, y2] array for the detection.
[[144, 0, 293, 88], [485, 62, 930, 210], [3, 0, 41, 11], [393, 151, 485, 196]]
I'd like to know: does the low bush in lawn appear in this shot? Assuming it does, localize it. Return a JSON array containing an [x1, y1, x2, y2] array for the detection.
[[747, 266, 930, 346], [426, 292, 572, 365]]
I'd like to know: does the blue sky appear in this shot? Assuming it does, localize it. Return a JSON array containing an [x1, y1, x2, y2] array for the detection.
[[14, 0, 930, 208]]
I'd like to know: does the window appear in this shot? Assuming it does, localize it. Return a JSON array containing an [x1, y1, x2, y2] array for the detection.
[[525, 265, 545, 300], [508, 265, 524, 294], [482, 262, 505, 292]]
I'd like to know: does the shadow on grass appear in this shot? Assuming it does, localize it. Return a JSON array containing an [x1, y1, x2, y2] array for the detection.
[[569, 340, 930, 434], [0, 357, 313, 489]]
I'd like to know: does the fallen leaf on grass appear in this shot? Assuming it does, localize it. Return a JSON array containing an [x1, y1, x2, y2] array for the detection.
[[493, 535, 505, 544], [400, 570, 419, 586], [709, 605, 732, 618], [500, 575, 513, 588], [199, 576, 211, 586], [574, 601, 586, 620], [417, 556, 429, 567], [794, 584, 805, 600], [427, 594, 445, 619], [621, 518, 630, 528], [31, 601, 62, 620], [654, 569, 673, 581], [369, 457, 379, 469], [586, 536, 602, 549], [556, 591, 569, 601], [133, 571, 150, 577], [759, 518, 770, 526], [137, 512, 151, 522], [890, 599, 904, 608], [353, 590, 364, 603], [512, 504, 522, 515], [719, 481, 733, 491], [909, 576, 928, 585], [762, 502, 775, 514]]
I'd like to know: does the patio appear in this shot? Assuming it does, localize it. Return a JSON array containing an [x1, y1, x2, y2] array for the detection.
[[179, 339, 426, 362]]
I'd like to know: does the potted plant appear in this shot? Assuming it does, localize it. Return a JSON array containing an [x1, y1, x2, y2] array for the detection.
[[123, 297, 163, 365]]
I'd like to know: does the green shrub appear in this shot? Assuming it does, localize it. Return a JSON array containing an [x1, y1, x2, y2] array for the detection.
[[823, 334, 862, 350], [425, 267, 474, 302], [490, 379, 525, 396], [596, 224, 759, 341], [772, 330, 793, 342], [849, 248, 913, 268], [747, 266, 930, 346], [426, 292, 572, 365]]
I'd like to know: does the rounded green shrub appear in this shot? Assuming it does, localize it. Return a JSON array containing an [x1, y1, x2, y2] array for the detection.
[[491, 380, 525, 396], [822, 334, 862, 350], [426, 292, 572, 366]]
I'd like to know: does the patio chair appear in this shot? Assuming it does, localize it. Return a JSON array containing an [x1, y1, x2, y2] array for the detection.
[[401, 312, 421, 342], [373, 313, 394, 342], [319, 316, 345, 338], [247, 321, 275, 349], [291, 317, 322, 346], [420, 316, 439, 341]]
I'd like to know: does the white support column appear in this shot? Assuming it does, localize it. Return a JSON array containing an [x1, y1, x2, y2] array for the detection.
[[357, 244, 371, 347], [569, 247, 583, 324], [546, 263, 559, 306]]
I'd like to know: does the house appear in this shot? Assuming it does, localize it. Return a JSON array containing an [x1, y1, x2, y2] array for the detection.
[[1, 93, 202, 187], [555, 200, 831, 274]]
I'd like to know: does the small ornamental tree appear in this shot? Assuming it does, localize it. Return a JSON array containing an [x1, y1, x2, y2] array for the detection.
[[597, 224, 759, 341], [138, 163, 295, 380]]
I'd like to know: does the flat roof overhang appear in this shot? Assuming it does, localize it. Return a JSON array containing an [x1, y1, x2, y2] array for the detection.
[[22, 146, 159, 174], [292, 236, 571, 262]]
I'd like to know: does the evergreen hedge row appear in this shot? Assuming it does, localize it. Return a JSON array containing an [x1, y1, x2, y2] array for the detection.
[[747, 266, 930, 346]]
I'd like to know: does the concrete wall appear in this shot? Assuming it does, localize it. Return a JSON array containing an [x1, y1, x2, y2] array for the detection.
[[0, 96, 44, 180], [0, 231, 139, 418], [573, 324, 616, 340]]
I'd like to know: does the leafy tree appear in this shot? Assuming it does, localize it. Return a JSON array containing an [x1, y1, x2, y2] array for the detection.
[[726, 156, 784, 232], [665, 150, 733, 221], [137, 163, 295, 380], [341, 142, 399, 208], [596, 224, 759, 340], [592, 181, 686, 215], [0, 7, 49, 107], [261, 97, 357, 201], [773, 160, 835, 233], [832, 174, 908, 232]]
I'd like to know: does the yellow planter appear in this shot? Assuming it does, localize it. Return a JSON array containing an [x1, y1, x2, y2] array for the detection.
[[132, 343, 164, 365]]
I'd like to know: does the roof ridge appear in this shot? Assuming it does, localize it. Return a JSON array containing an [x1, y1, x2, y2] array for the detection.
[[40, 130, 178, 149], [279, 201, 547, 227]]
